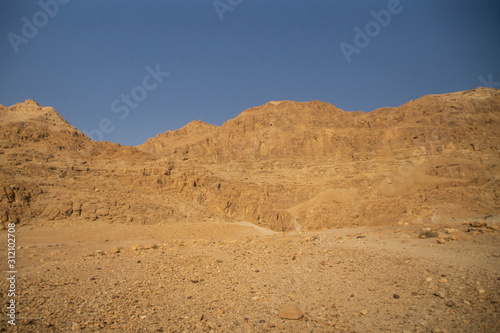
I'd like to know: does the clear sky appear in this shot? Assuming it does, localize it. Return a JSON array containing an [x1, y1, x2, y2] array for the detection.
[[1, 0, 499, 146]]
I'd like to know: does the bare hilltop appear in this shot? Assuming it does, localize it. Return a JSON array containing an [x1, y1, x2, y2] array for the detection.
[[0, 88, 499, 332]]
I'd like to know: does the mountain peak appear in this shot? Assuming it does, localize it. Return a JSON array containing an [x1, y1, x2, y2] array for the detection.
[[24, 99, 41, 106], [0, 99, 72, 130]]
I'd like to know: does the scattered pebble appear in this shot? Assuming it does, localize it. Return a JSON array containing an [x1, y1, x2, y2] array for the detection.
[[279, 305, 303, 320], [109, 248, 120, 254]]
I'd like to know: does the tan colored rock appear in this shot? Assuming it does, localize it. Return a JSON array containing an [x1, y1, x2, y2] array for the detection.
[[1, 88, 500, 231], [470, 221, 487, 228], [109, 248, 120, 254], [279, 304, 303, 320]]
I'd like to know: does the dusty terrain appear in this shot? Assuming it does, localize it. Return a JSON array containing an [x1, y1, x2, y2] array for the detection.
[[1, 88, 499, 331], [1, 218, 500, 332]]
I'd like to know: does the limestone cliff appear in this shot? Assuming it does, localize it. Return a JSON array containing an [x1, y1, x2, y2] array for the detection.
[[1, 88, 499, 231]]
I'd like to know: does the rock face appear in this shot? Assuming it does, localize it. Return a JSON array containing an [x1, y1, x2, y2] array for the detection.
[[0, 100, 155, 227], [138, 120, 217, 157], [1, 88, 499, 230]]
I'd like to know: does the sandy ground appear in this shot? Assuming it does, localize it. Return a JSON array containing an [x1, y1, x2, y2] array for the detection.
[[1, 219, 500, 332]]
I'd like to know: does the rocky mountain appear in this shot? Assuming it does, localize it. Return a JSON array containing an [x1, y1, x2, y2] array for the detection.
[[1, 88, 499, 231]]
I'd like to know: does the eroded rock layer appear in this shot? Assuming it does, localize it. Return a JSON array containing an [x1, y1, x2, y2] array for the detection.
[[1, 88, 499, 231]]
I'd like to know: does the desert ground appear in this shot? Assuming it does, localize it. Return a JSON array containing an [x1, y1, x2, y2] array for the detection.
[[1, 216, 499, 332]]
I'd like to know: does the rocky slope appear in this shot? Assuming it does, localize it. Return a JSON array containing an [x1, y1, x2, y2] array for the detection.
[[0, 100, 157, 227], [137, 87, 500, 231], [1, 88, 499, 231]]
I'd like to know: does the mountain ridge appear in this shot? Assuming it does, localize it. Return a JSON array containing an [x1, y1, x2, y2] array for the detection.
[[136, 88, 499, 163], [0, 88, 499, 232]]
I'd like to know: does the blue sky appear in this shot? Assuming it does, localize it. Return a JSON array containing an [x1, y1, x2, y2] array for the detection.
[[1, 0, 499, 146]]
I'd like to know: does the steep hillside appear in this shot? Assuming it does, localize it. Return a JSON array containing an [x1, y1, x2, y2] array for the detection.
[[1, 88, 499, 231], [138, 120, 217, 157], [0, 100, 159, 227], [137, 87, 500, 231], [139, 89, 500, 163]]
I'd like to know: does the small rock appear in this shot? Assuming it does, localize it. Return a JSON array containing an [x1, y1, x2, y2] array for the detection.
[[71, 323, 81, 331], [279, 304, 303, 320], [439, 277, 448, 283], [360, 309, 368, 315], [109, 248, 120, 254], [434, 290, 446, 299], [470, 221, 486, 228], [393, 294, 400, 299], [478, 288, 485, 294], [436, 238, 446, 244], [445, 300, 456, 307]]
